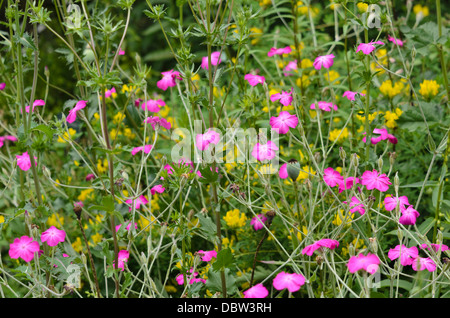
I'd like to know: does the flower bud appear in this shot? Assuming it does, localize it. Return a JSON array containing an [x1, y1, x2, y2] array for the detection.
[[394, 172, 400, 194], [287, 159, 300, 182], [377, 157, 383, 172], [369, 237, 378, 253], [389, 152, 396, 167], [339, 147, 346, 161], [397, 228, 404, 241], [314, 152, 321, 164]]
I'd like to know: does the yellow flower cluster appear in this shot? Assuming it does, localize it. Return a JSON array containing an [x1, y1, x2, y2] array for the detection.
[[78, 188, 94, 201], [332, 209, 355, 226], [356, 2, 368, 12], [384, 108, 403, 129], [57, 128, 76, 143], [380, 80, 405, 98], [419, 79, 440, 99], [297, 1, 319, 17], [413, 4, 429, 17], [329, 127, 349, 143], [223, 209, 247, 228]]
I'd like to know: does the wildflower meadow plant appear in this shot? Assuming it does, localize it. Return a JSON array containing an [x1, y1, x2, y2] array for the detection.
[[0, 0, 449, 301]]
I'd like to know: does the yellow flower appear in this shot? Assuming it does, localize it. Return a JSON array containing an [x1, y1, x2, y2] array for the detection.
[[419, 79, 440, 99], [77, 188, 94, 201], [191, 73, 200, 82], [384, 108, 403, 129], [297, 1, 319, 17], [413, 4, 429, 17], [222, 237, 235, 253], [325, 70, 340, 84], [356, 2, 368, 12], [296, 74, 310, 88], [57, 128, 76, 143], [342, 238, 366, 256], [121, 84, 139, 94], [0, 215, 4, 224], [250, 27, 263, 45], [72, 237, 83, 253], [356, 111, 379, 123], [332, 209, 355, 226], [258, 0, 271, 7], [288, 225, 308, 241], [89, 232, 103, 246], [380, 80, 404, 98], [113, 112, 126, 125], [223, 209, 247, 228], [123, 127, 136, 139], [165, 285, 177, 293], [329, 127, 349, 143], [97, 158, 108, 174], [47, 213, 64, 227]]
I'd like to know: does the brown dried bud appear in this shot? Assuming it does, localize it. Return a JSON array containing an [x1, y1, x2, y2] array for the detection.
[[73, 204, 82, 219], [316, 255, 323, 265], [266, 210, 276, 225]]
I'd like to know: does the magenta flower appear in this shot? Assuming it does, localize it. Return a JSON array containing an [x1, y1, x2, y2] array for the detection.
[[175, 269, 205, 285], [283, 60, 298, 76], [270, 90, 293, 107], [387, 35, 403, 46], [356, 41, 384, 55], [16, 151, 37, 171], [269, 111, 298, 134], [157, 69, 182, 91], [41, 226, 66, 247], [0, 135, 18, 148], [150, 184, 165, 195], [302, 239, 339, 256], [144, 116, 172, 130], [118, 49, 125, 55], [66, 100, 87, 124], [9, 236, 40, 262], [85, 173, 96, 181], [104, 87, 116, 98], [384, 195, 410, 211], [116, 221, 138, 232], [0, 83, 5, 90], [273, 272, 305, 293], [141, 99, 166, 112], [310, 101, 337, 112], [323, 167, 344, 188], [360, 169, 391, 192], [195, 129, 221, 151], [338, 177, 360, 193], [131, 144, 153, 156], [251, 141, 278, 161], [388, 245, 418, 266], [347, 253, 380, 274], [250, 214, 268, 231], [363, 128, 397, 145], [313, 54, 335, 70], [279, 163, 288, 179], [126, 195, 149, 212], [243, 283, 269, 298], [23, 99, 45, 113], [114, 250, 130, 271], [412, 257, 436, 272], [420, 243, 449, 253], [244, 73, 265, 86], [348, 196, 365, 215], [399, 206, 420, 225], [201, 51, 222, 70], [342, 91, 365, 101], [197, 250, 217, 262], [268, 46, 292, 57]]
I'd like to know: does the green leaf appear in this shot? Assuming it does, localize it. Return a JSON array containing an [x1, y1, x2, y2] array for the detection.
[[205, 268, 238, 295], [212, 248, 235, 272]]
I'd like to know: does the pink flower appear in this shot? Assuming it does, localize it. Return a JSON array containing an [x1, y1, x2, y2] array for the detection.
[[104, 87, 116, 98], [116, 221, 138, 232], [144, 116, 172, 130], [270, 90, 293, 107], [384, 195, 410, 211], [195, 129, 221, 151], [0, 83, 5, 90], [364, 128, 397, 144], [342, 91, 365, 101], [243, 283, 269, 298], [141, 99, 166, 112], [114, 250, 130, 271], [85, 173, 96, 181], [399, 206, 420, 225], [126, 195, 149, 212], [310, 101, 337, 112], [412, 257, 436, 272], [348, 196, 365, 215], [201, 51, 222, 69], [131, 144, 153, 156], [250, 214, 267, 231], [313, 54, 335, 70], [41, 226, 66, 247], [150, 184, 165, 195], [9, 236, 40, 262], [16, 151, 37, 171], [420, 243, 449, 252], [347, 253, 380, 274], [272, 272, 305, 293], [387, 35, 403, 46], [0, 135, 17, 148], [338, 177, 360, 192], [388, 245, 419, 266], [360, 169, 391, 192], [251, 141, 278, 161], [283, 60, 298, 76], [268, 46, 292, 57], [66, 100, 87, 124], [23, 99, 46, 113], [302, 239, 339, 256], [197, 250, 217, 262], [175, 269, 205, 285], [157, 70, 182, 91], [279, 163, 288, 179], [118, 49, 125, 55], [356, 41, 384, 55], [323, 167, 344, 188], [244, 73, 265, 86], [269, 111, 298, 134]]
